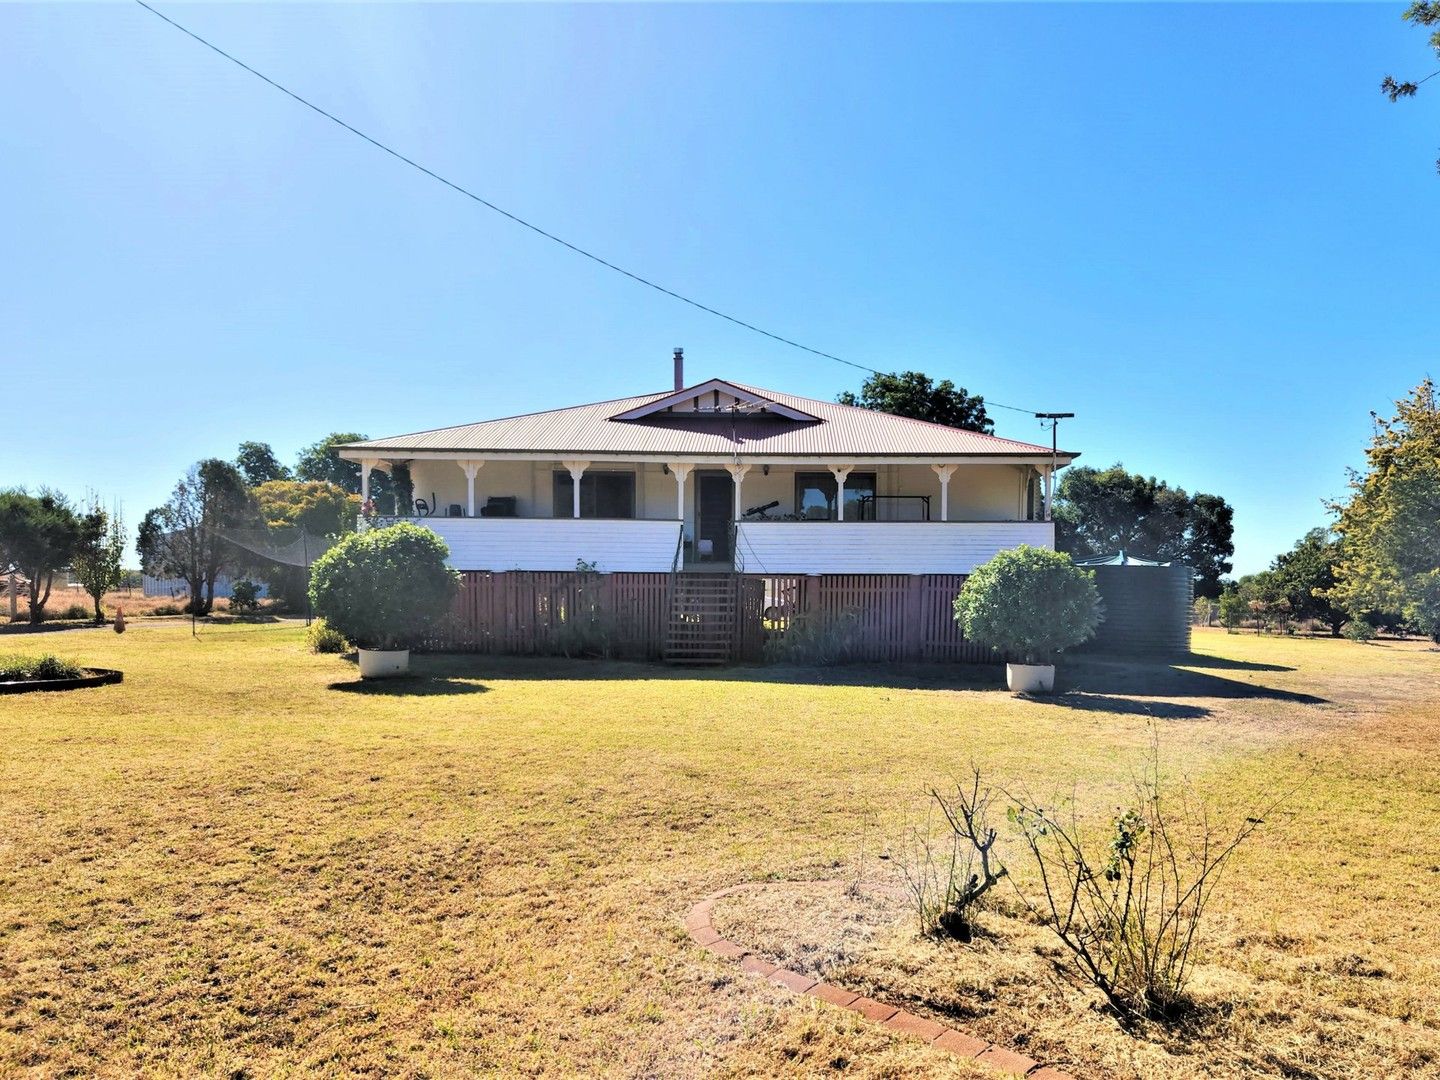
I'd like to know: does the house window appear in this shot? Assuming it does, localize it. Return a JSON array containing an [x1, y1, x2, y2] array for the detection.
[[552, 471, 636, 518], [793, 472, 877, 520]]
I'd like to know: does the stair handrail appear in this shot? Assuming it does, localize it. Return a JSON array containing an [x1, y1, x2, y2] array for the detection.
[[662, 522, 684, 659]]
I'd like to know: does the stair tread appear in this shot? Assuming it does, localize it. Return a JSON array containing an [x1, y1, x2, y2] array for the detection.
[[664, 572, 741, 664]]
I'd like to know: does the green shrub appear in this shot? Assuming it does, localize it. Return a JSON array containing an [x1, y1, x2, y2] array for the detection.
[[308, 522, 458, 650], [0, 652, 83, 681], [150, 603, 183, 616], [1218, 588, 1247, 631], [953, 546, 1102, 664], [1343, 619, 1377, 643], [228, 579, 262, 615], [305, 618, 350, 654], [1191, 597, 1214, 627], [54, 602, 91, 621]]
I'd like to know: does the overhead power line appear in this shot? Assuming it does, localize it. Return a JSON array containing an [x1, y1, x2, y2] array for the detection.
[[132, 0, 1050, 419]]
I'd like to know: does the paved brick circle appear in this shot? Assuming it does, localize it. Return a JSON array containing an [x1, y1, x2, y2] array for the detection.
[[687, 882, 1077, 1080]]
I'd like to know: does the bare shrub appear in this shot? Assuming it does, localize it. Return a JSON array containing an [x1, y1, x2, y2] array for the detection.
[[548, 561, 619, 659], [899, 770, 1007, 940], [1006, 750, 1275, 1020], [762, 609, 859, 665]]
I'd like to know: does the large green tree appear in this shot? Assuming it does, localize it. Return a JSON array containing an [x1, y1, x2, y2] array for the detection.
[[296, 433, 371, 492], [1054, 464, 1235, 598], [71, 499, 126, 623], [837, 371, 993, 433], [239, 480, 361, 607], [1330, 379, 1440, 639], [235, 441, 291, 487], [0, 489, 82, 623], [1381, 2, 1440, 172], [1225, 571, 1294, 634], [137, 459, 254, 615], [1268, 527, 1348, 636], [253, 480, 360, 537], [294, 433, 410, 513]]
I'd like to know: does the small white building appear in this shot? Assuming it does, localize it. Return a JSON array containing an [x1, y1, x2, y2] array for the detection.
[[142, 573, 268, 599], [338, 365, 1076, 577]]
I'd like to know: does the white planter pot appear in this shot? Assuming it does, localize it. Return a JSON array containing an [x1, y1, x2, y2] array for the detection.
[[1006, 663, 1055, 694], [358, 648, 410, 679]]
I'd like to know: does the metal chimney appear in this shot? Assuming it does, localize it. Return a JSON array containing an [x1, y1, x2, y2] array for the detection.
[[673, 347, 684, 391]]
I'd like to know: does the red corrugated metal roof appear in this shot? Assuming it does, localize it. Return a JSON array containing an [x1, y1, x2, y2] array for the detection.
[[341, 379, 1077, 460]]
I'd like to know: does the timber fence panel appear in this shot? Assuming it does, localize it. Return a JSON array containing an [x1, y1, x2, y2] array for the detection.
[[430, 570, 1002, 664]]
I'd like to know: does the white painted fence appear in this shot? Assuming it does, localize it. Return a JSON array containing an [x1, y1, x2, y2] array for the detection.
[[734, 520, 1054, 575]]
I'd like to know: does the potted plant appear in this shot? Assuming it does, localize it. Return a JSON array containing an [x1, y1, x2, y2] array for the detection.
[[953, 545, 1102, 693], [308, 522, 458, 678]]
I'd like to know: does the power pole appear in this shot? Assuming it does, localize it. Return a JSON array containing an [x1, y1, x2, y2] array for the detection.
[[1034, 412, 1074, 520], [302, 530, 312, 627]]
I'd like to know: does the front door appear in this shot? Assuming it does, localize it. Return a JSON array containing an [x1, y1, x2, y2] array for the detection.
[[696, 472, 734, 562]]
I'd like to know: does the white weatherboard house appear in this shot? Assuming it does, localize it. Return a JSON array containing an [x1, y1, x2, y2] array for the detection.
[[338, 355, 1077, 577]]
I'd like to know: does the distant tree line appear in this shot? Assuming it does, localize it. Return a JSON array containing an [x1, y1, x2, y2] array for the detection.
[[1217, 380, 1440, 640], [0, 491, 126, 625], [0, 431, 393, 623], [137, 433, 391, 615]]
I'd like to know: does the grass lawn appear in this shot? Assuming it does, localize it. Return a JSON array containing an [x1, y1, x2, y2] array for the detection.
[[1, 622, 1437, 1077]]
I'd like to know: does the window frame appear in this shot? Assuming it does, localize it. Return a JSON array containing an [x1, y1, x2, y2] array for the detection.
[[551, 470, 637, 519], [793, 471, 877, 521]]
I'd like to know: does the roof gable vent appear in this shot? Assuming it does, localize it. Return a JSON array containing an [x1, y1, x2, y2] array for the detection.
[[609, 378, 822, 423]]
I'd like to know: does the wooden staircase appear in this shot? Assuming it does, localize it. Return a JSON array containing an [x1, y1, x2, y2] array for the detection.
[[664, 574, 737, 665]]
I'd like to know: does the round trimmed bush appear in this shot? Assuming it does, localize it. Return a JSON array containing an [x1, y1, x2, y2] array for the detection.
[[953, 545, 1102, 665], [308, 523, 458, 651]]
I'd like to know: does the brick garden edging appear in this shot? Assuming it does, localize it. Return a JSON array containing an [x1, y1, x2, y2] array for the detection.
[[687, 882, 1077, 1080]]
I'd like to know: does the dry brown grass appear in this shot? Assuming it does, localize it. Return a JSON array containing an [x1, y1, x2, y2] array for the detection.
[[713, 631, 1440, 1079], [0, 624, 1436, 1077], [3, 587, 283, 625]]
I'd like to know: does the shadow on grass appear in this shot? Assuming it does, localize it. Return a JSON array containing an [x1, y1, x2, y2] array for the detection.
[[1060, 658, 1326, 705], [1175, 651, 1294, 673], [418, 651, 1004, 692], [1025, 693, 1212, 720], [328, 675, 489, 697], [409, 651, 1328, 706]]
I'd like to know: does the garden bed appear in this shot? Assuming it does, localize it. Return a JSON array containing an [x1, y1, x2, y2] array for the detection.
[[0, 652, 122, 693], [0, 667, 123, 694]]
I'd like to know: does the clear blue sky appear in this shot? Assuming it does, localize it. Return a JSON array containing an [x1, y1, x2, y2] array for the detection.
[[2, 3, 1435, 575]]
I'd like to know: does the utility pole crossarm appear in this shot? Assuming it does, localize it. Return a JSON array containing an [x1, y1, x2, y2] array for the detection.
[[1033, 412, 1075, 522]]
